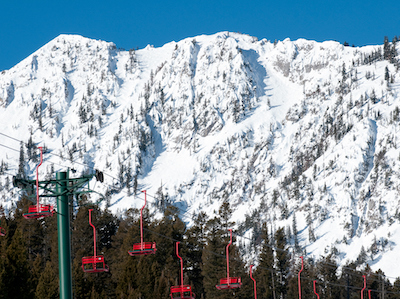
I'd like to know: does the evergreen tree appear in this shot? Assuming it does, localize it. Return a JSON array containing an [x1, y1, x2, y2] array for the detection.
[[111, 209, 141, 298], [255, 223, 275, 299], [153, 206, 186, 296], [219, 199, 235, 232], [274, 227, 290, 299], [385, 66, 390, 82], [390, 277, 400, 299], [202, 217, 225, 299], [0, 229, 32, 299], [18, 141, 26, 178], [71, 205, 113, 298], [318, 255, 339, 299], [292, 212, 300, 253], [186, 212, 208, 297], [287, 257, 316, 299], [15, 197, 46, 263], [38, 101, 43, 132], [35, 260, 59, 299], [202, 201, 251, 299], [29, 254, 44, 297], [26, 134, 36, 162], [338, 262, 360, 299], [79, 102, 87, 124]]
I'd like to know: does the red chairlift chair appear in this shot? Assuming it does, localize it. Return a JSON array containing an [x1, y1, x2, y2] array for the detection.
[[23, 147, 54, 219], [170, 242, 196, 299], [216, 229, 242, 290], [128, 190, 156, 256], [81, 209, 109, 273]]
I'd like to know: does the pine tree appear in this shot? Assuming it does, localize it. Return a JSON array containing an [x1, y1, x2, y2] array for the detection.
[[338, 262, 359, 299], [35, 260, 59, 299], [202, 217, 225, 299], [29, 254, 44, 297], [274, 227, 289, 299], [0, 229, 32, 299], [72, 205, 116, 298], [233, 99, 241, 123], [38, 101, 43, 132], [202, 200, 251, 299], [186, 212, 208, 297], [287, 257, 316, 299], [79, 102, 87, 124], [385, 66, 390, 82], [72, 205, 101, 298], [292, 212, 300, 253], [18, 141, 26, 178], [160, 88, 166, 106], [255, 223, 275, 299], [318, 255, 339, 299], [390, 277, 400, 298], [153, 206, 186, 294], [218, 199, 235, 232], [26, 134, 35, 161], [111, 209, 141, 298], [15, 197, 46, 262]]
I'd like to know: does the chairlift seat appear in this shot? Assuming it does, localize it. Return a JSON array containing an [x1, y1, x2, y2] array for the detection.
[[0, 227, 5, 236], [23, 204, 54, 219], [81, 255, 109, 273], [170, 285, 196, 299], [216, 277, 242, 290], [128, 242, 156, 256]]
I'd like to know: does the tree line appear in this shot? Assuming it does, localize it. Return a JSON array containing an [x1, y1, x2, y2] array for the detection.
[[0, 196, 400, 299]]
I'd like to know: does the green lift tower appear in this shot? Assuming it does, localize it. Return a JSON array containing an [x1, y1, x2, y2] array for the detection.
[[13, 148, 104, 299]]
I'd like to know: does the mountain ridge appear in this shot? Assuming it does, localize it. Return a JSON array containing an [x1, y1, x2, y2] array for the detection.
[[1, 32, 400, 278]]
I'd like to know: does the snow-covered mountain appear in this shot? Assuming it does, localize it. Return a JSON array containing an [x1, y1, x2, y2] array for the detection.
[[1, 32, 400, 278]]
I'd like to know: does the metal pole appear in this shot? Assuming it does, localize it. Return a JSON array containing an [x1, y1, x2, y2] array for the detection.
[[35, 147, 43, 209], [361, 275, 366, 299], [88, 209, 96, 257], [298, 256, 304, 299], [140, 190, 146, 250], [227, 229, 232, 285], [250, 265, 257, 299], [56, 171, 72, 299], [313, 281, 320, 299], [176, 242, 184, 294]]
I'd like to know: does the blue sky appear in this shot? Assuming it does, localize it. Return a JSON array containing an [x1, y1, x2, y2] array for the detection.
[[1, 0, 399, 71]]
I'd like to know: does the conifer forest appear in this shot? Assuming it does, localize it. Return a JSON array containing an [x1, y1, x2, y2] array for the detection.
[[1, 196, 400, 298]]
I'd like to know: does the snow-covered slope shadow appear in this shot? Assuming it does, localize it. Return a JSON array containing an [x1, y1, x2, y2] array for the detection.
[[140, 114, 166, 178], [241, 48, 267, 98]]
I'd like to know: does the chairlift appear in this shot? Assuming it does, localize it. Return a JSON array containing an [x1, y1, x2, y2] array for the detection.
[[81, 209, 109, 273], [128, 190, 156, 256], [23, 147, 54, 219], [216, 229, 242, 290], [170, 242, 196, 299]]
